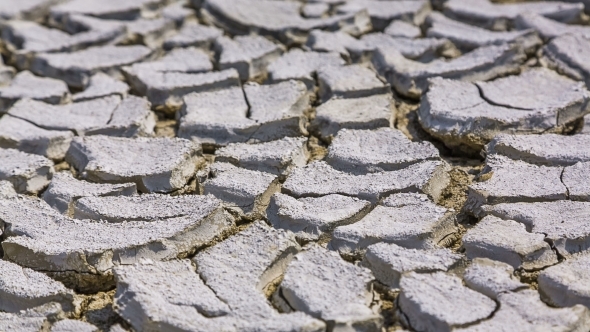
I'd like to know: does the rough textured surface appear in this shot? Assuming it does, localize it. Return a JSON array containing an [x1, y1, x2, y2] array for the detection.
[[466, 155, 567, 214], [317, 64, 389, 102], [336, 0, 430, 31], [311, 94, 395, 142], [177, 87, 254, 146], [84, 95, 157, 137], [216, 35, 283, 81], [543, 33, 590, 88], [193, 221, 325, 331], [72, 73, 129, 102], [243, 80, 310, 140], [8, 96, 121, 136], [30, 45, 152, 88], [463, 215, 558, 270], [43, 172, 136, 216], [126, 68, 240, 110], [113, 260, 233, 332], [331, 193, 457, 255], [0, 115, 74, 160], [487, 133, 590, 166], [280, 245, 382, 331], [426, 12, 541, 52], [384, 20, 421, 38], [0, 303, 62, 332], [268, 49, 345, 89], [562, 161, 590, 201], [66, 135, 202, 193], [463, 258, 527, 299], [352, 33, 455, 63], [204, 162, 280, 217], [0, 148, 53, 194], [516, 12, 590, 41], [283, 160, 450, 203], [304, 30, 450, 62], [0, 194, 232, 292], [203, 0, 370, 45], [539, 253, 590, 308], [418, 68, 589, 154], [268, 193, 371, 241], [4, 1, 590, 330], [456, 290, 590, 332], [215, 137, 309, 176], [373, 43, 526, 99], [443, 0, 584, 31], [163, 22, 223, 50], [0, 70, 69, 111], [155, 79, 288, 143], [363, 243, 461, 288], [51, 319, 98, 332], [483, 200, 590, 258], [326, 128, 439, 174], [399, 271, 497, 332], [0, 259, 77, 313]]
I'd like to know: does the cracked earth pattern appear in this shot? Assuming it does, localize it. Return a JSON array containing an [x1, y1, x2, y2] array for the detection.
[[1, 0, 590, 331]]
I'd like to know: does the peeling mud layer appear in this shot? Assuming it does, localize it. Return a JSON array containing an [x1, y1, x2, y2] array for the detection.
[[2, 0, 590, 331]]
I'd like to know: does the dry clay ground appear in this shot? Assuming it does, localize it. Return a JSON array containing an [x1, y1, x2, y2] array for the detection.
[[2, 0, 590, 331]]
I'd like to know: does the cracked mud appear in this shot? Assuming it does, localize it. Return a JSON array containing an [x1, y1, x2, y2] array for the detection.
[[1, 0, 590, 331]]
